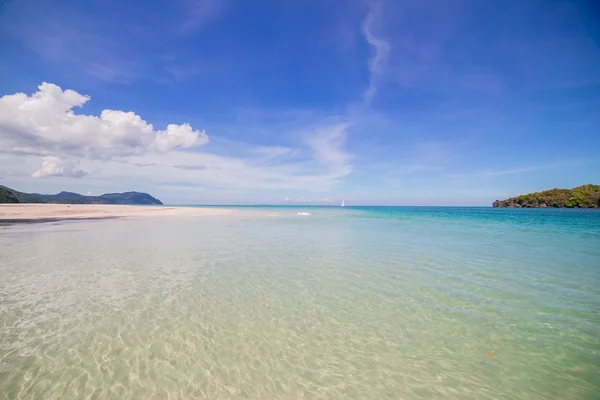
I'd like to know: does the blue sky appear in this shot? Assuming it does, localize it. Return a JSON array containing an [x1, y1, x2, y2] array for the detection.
[[0, 0, 599, 205]]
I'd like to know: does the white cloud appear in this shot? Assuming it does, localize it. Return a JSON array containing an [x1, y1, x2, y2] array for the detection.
[[32, 156, 88, 179], [0, 83, 208, 160], [154, 123, 209, 152], [251, 146, 292, 161], [108, 127, 351, 191], [0, 83, 354, 195], [361, 4, 390, 105], [306, 123, 352, 178], [443, 167, 540, 178]]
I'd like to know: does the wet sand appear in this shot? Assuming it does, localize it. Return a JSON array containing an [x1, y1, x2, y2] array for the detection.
[[0, 204, 232, 223]]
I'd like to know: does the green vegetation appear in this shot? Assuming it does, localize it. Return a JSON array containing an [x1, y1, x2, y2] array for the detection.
[[0, 187, 20, 203], [0, 185, 163, 205], [493, 184, 600, 208]]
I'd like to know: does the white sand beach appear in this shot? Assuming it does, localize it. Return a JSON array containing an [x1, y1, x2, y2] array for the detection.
[[0, 204, 232, 222]]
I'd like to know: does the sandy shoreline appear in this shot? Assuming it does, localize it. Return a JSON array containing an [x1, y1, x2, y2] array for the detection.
[[0, 204, 233, 223]]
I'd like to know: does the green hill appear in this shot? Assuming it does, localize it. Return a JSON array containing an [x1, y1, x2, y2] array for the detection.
[[0, 187, 20, 203], [0, 186, 163, 205], [493, 184, 600, 208]]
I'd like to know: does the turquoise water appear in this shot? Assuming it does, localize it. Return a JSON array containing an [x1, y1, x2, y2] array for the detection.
[[0, 207, 599, 399]]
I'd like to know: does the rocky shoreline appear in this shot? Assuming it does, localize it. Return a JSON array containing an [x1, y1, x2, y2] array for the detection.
[[493, 199, 551, 208]]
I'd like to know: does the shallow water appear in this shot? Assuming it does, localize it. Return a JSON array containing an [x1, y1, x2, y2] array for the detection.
[[1, 207, 599, 399]]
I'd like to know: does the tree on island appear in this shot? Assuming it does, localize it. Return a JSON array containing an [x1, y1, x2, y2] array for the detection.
[[493, 184, 600, 208]]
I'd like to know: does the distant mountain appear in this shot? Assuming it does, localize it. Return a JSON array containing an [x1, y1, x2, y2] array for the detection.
[[493, 184, 600, 208], [0, 186, 163, 205]]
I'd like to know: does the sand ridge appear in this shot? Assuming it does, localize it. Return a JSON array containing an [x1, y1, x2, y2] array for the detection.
[[0, 204, 233, 222]]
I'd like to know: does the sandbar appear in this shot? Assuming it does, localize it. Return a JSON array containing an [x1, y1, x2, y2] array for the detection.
[[0, 204, 232, 224]]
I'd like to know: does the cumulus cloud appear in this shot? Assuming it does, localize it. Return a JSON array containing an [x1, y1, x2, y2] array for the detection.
[[0, 83, 208, 161], [154, 123, 208, 152], [0, 83, 354, 194], [32, 156, 88, 178]]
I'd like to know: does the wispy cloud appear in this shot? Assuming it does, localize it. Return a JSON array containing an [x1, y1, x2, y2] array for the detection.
[[87, 63, 139, 84], [306, 123, 353, 179], [173, 164, 212, 170], [0, 0, 140, 83], [360, 140, 458, 178], [443, 167, 540, 179], [361, 3, 390, 105], [163, 64, 204, 83], [133, 163, 157, 167], [0, 0, 141, 83], [178, 0, 226, 34], [251, 146, 293, 162], [0, 0, 227, 83]]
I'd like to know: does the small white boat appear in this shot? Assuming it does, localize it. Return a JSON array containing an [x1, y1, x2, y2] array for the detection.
[[297, 212, 311, 216], [341, 200, 345, 207]]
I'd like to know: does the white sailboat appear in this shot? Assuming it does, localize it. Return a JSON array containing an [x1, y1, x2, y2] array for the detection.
[[341, 200, 345, 207]]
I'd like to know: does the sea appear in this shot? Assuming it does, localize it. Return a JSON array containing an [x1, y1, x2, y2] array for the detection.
[[0, 206, 599, 399]]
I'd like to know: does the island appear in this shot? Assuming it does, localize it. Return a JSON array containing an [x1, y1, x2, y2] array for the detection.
[[493, 184, 600, 208], [0, 185, 163, 205]]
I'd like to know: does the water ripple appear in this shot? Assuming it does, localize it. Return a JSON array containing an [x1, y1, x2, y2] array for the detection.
[[1, 209, 599, 399]]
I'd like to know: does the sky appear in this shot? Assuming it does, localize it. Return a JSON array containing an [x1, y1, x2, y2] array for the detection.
[[0, 0, 599, 205]]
